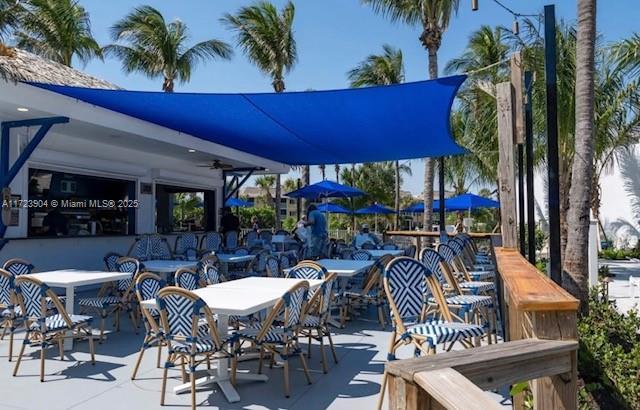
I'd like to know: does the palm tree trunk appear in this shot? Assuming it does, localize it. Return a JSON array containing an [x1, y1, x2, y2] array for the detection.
[[335, 164, 340, 183], [563, 0, 596, 312], [319, 165, 326, 180], [301, 165, 310, 212], [162, 77, 174, 92], [394, 160, 400, 229], [275, 174, 282, 229], [422, 45, 439, 231]]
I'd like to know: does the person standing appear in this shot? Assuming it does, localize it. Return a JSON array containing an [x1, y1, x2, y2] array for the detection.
[[220, 207, 240, 234], [303, 204, 327, 258]]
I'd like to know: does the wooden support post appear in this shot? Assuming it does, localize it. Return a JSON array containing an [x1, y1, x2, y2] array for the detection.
[[496, 82, 518, 248]]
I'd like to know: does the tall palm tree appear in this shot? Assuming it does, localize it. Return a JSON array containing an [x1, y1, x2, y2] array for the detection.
[[363, 0, 459, 232], [15, 0, 102, 66], [612, 33, 640, 77], [334, 164, 341, 183], [255, 175, 276, 206], [348, 44, 406, 228], [105, 6, 232, 92], [563, 0, 597, 309], [319, 164, 326, 180], [0, 0, 24, 44], [222, 1, 297, 229]]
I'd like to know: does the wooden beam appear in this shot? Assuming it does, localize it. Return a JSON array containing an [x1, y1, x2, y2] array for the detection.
[[414, 368, 502, 410], [496, 82, 518, 248], [511, 53, 525, 145]]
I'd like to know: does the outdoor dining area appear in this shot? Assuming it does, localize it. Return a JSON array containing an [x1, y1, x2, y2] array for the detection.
[[0, 227, 509, 409]]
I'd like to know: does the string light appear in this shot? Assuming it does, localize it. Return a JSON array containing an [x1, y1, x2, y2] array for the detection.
[[471, 0, 479, 12]]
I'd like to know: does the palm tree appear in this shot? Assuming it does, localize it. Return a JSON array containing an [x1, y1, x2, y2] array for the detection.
[[363, 0, 459, 232], [319, 164, 326, 180], [255, 175, 276, 206], [222, 1, 297, 229], [563, 0, 597, 309], [14, 0, 102, 66], [348, 44, 406, 228], [334, 164, 341, 183], [105, 6, 232, 92], [0, 0, 24, 44], [612, 33, 640, 77]]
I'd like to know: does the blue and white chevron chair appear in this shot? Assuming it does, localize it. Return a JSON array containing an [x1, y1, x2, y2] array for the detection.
[[453, 235, 495, 269], [12, 276, 95, 382], [132, 272, 167, 380], [197, 254, 223, 285], [437, 243, 496, 296], [300, 272, 338, 373], [128, 235, 151, 260], [376, 257, 485, 410], [224, 230, 240, 251], [447, 237, 494, 281], [3, 258, 34, 277], [0, 269, 20, 361], [259, 230, 273, 244], [157, 287, 237, 410], [351, 249, 373, 261], [104, 252, 123, 272], [420, 248, 497, 343], [237, 281, 312, 398], [265, 255, 282, 278], [174, 233, 199, 260], [200, 231, 222, 253], [244, 230, 260, 248], [78, 257, 140, 341], [149, 235, 173, 260], [404, 244, 417, 258], [286, 261, 327, 280], [175, 268, 203, 291]]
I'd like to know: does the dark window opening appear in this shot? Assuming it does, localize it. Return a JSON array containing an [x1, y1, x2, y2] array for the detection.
[[155, 184, 216, 234]]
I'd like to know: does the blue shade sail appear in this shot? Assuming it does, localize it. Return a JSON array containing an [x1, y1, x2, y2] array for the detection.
[[444, 193, 500, 211], [316, 203, 351, 214], [285, 180, 366, 199], [28, 75, 466, 166], [355, 203, 395, 215], [401, 200, 441, 213], [225, 198, 252, 207]]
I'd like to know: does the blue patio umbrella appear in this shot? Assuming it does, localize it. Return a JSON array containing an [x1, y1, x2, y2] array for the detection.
[[316, 203, 351, 214], [444, 193, 500, 211], [285, 180, 366, 199], [355, 203, 395, 232], [225, 197, 252, 208], [401, 200, 441, 213]]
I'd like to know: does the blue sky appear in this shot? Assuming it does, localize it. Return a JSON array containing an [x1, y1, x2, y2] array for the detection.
[[76, 0, 639, 197]]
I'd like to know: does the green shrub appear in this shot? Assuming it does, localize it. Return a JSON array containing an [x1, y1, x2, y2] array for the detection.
[[578, 289, 640, 409], [599, 248, 630, 260]]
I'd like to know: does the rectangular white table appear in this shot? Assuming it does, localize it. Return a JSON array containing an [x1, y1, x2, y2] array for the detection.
[[366, 249, 404, 258], [215, 254, 256, 277], [313, 259, 375, 277], [140, 277, 322, 402], [25, 269, 132, 349], [141, 259, 198, 273]]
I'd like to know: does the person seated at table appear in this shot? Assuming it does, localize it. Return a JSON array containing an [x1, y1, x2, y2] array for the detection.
[[302, 205, 327, 258], [220, 207, 240, 234], [294, 215, 309, 243], [353, 224, 380, 249]]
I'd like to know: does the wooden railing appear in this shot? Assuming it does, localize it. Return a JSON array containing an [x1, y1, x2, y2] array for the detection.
[[384, 244, 579, 410]]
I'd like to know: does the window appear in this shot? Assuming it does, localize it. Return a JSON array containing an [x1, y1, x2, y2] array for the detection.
[[28, 168, 135, 237], [155, 184, 216, 233]]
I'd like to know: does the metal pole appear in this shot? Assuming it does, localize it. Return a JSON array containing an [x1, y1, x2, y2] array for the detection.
[[544, 4, 561, 284], [518, 144, 526, 255], [296, 178, 301, 221], [439, 157, 446, 241], [525, 71, 536, 264]]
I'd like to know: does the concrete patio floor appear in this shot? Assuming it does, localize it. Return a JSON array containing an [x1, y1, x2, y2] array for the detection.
[[0, 292, 511, 410]]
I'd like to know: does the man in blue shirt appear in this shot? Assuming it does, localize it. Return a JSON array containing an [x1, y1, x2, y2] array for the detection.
[[303, 204, 328, 258]]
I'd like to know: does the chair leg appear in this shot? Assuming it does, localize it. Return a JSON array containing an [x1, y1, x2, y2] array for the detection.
[[160, 364, 169, 406], [319, 329, 328, 374], [180, 357, 187, 383], [88, 330, 96, 364], [189, 356, 196, 410], [58, 338, 64, 360], [283, 346, 290, 398], [156, 341, 163, 368], [0, 322, 6, 340], [258, 345, 264, 374], [13, 339, 26, 376], [99, 316, 106, 343], [8, 325, 14, 362], [307, 334, 312, 358], [230, 351, 238, 386], [299, 350, 312, 384], [376, 371, 388, 410], [131, 341, 147, 380], [40, 344, 46, 382], [327, 329, 338, 364]]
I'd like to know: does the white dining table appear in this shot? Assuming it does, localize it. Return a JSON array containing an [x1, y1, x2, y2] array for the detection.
[[365, 249, 404, 258], [214, 254, 256, 277], [312, 259, 375, 277], [141, 259, 198, 273], [24, 269, 132, 349], [140, 277, 322, 403]]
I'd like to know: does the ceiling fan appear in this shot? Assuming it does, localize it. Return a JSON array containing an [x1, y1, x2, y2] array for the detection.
[[195, 159, 233, 170]]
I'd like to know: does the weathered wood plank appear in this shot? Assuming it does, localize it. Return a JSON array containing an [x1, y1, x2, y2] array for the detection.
[[511, 52, 525, 144], [414, 368, 502, 410], [495, 247, 579, 311], [496, 82, 518, 248]]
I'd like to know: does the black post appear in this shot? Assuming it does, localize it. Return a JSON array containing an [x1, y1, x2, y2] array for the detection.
[[439, 157, 446, 240], [525, 71, 536, 264], [518, 144, 526, 256], [544, 5, 561, 284], [296, 178, 301, 221]]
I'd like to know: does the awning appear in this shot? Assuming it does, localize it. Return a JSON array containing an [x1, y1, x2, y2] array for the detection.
[[27, 75, 466, 166]]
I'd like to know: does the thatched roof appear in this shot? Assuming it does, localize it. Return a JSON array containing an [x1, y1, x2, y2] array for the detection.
[[0, 47, 120, 90]]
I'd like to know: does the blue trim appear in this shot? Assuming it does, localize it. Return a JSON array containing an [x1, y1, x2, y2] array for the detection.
[[224, 169, 255, 201]]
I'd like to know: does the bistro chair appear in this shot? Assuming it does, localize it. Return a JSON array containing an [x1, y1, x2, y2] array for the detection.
[[224, 230, 239, 250], [78, 257, 140, 341], [449, 237, 494, 281], [132, 272, 167, 380], [376, 257, 485, 410], [12, 276, 95, 382], [157, 287, 238, 410], [244, 230, 260, 247], [174, 233, 199, 260], [237, 281, 312, 398], [361, 241, 377, 250], [279, 253, 291, 270], [3, 258, 34, 277], [381, 242, 398, 250], [200, 232, 222, 253], [420, 248, 496, 342], [128, 235, 151, 260], [259, 230, 273, 244], [197, 254, 223, 285], [275, 229, 290, 236], [104, 252, 123, 272], [149, 235, 173, 260], [300, 272, 338, 373], [341, 255, 393, 327], [175, 268, 203, 291], [339, 248, 354, 260], [265, 255, 282, 278], [351, 249, 373, 261], [242, 250, 270, 277], [437, 243, 496, 295], [287, 261, 327, 280], [0, 268, 19, 361], [404, 244, 417, 258]]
